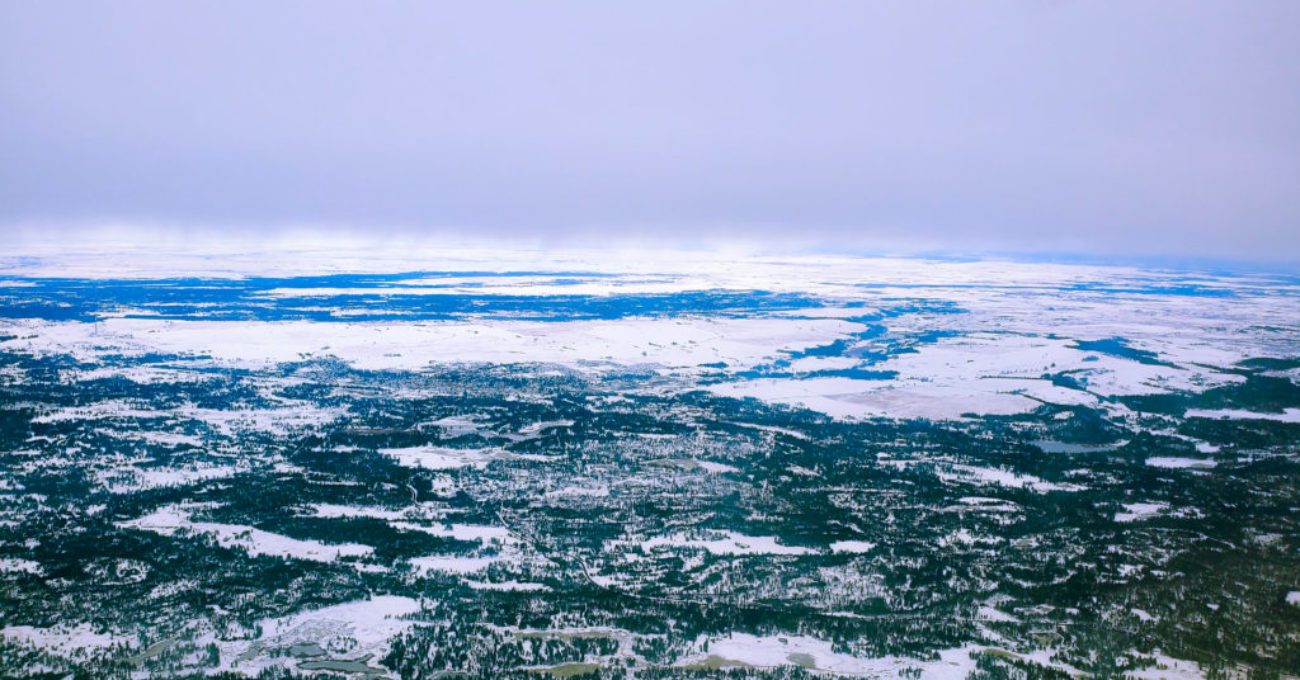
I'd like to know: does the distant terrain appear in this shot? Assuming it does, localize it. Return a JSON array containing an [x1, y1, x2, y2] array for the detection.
[[1, 249, 1297, 679]]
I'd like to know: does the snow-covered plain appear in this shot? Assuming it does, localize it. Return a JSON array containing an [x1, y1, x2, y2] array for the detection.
[[2, 242, 1295, 679], [119, 504, 373, 563], [4, 245, 1297, 423]]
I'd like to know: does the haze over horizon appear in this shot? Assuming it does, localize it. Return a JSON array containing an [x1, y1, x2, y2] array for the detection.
[[2, 1, 1298, 262]]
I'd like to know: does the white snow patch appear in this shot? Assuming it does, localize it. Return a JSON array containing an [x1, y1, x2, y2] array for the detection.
[[0, 558, 42, 575], [378, 445, 498, 470], [208, 595, 420, 676], [31, 400, 344, 437], [829, 540, 876, 554], [1146, 457, 1218, 470], [517, 419, 574, 435], [977, 607, 1020, 623], [466, 580, 550, 592], [696, 460, 741, 474], [119, 505, 372, 563], [545, 484, 611, 498], [410, 555, 501, 575], [309, 504, 404, 520], [1185, 407, 1300, 423], [427, 415, 485, 437], [642, 531, 816, 556], [3, 315, 862, 375], [257, 595, 418, 648], [31, 399, 164, 423], [788, 465, 821, 478], [940, 529, 1005, 547], [443, 524, 513, 544], [1115, 503, 1169, 523], [103, 464, 242, 493], [677, 633, 982, 677], [730, 422, 810, 440], [177, 404, 346, 436], [1124, 652, 1207, 680], [1, 623, 124, 655], [937, 464, 1085, 493]]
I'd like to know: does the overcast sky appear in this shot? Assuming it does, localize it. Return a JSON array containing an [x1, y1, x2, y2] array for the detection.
[[1, 1, 1297, 260]]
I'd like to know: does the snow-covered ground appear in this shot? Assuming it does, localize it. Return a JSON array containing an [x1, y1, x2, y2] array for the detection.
[[378, 445, 504, 470], [1115, 503, 1169, 523], [937, 464, 1086, 494], [640, 531, 817, 556], [828, 540, 876, 554], [0, 623, 126, 656], [0, 241, 1291, 679], [1146, 457, 1218, 470], [1185, 408, 1300, 423], [677, 633, 983, 677], [119, 504, 373, 563], [203, 595, 421, 677], [4, 243, 1296, 423]]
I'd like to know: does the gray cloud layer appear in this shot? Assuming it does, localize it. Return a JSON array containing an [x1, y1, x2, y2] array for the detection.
[[2, 1, 1297, 259]]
